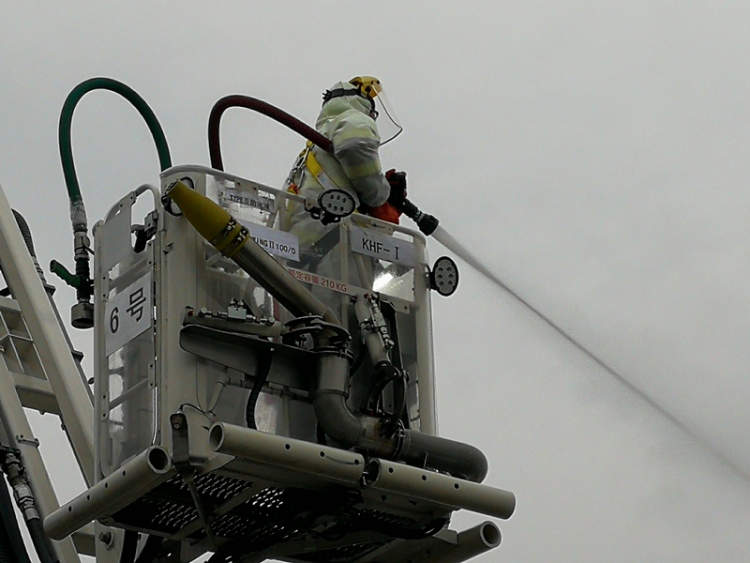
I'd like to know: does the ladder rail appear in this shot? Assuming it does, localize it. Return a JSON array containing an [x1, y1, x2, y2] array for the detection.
[[0, 184, 94, 486], [0, 355, 80, 561]]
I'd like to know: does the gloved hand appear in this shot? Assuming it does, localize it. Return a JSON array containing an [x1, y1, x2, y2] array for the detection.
[[385, 169, 407, 210], [369, 202, 401, 224]]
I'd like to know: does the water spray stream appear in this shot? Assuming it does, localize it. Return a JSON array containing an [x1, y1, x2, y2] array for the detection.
[[431, 225, 750, 482]]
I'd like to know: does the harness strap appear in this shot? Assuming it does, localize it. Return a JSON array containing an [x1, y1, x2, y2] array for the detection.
[[322, 87, 361, 102], [322, 87, 376, 116], [304, 141, 341, 191]]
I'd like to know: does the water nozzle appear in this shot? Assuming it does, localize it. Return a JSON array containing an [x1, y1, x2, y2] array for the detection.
[[400, 198, 439, 236], [50, 258, 94, 328]]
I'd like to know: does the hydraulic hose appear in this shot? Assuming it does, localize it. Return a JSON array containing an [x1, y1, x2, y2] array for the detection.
[[0, 535, 18, 563], [0, 471, 31, 563], [59, 77, 172, 220], [1, 454, 56, 563], [57, 78, 171, 323], [11, 210, 36, 257], [27, 519, 57, 563], [11, 209, 48, 285], [208, 95, 332, 171], [245, 351, 272, 430]]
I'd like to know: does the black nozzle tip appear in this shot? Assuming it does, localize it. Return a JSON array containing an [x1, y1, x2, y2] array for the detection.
[[417, 214, 439, 236], [71, 302, 94, 329]]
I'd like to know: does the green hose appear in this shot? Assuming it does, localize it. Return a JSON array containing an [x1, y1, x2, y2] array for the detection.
[[55, 77, 172, 321], [58, 77, 172, 214]]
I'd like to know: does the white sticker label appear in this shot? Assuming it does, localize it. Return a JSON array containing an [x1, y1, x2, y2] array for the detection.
[[105, 273, 152, 355], [349, 226, 416, 266], [286, 267, 361, 296], [239, 221, 300, 262], [220, 189, 274, 212]]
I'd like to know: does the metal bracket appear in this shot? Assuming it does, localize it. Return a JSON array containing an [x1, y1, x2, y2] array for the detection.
[[170, 413, 218, 549], [14, 435, 39, 448]]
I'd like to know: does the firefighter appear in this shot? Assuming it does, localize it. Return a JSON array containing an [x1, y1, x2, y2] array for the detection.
[[283, 76, 407, 244]]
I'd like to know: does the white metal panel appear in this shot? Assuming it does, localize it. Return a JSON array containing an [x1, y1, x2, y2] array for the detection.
[[94, 188, 158, 477]]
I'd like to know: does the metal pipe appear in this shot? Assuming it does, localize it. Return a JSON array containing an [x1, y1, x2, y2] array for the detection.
[[313, 351, 488, 481], [209, 423, 365, 486], [44, 447, 171, 541], [364, 459, 515, 520], [164, 181, 338, 325], [313, 351, 406, 458], [231, 242, 338, 324], [401, 430, 488, 483], [107, 378, 149, 410], [313, 388, 398, 458], [430, 521, 502, 563]]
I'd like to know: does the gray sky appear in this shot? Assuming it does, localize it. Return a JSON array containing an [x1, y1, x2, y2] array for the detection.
[[2, 1, 750, 561]]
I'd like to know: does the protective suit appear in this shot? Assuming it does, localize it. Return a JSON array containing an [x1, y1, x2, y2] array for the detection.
[[282, 77, 403, 245]]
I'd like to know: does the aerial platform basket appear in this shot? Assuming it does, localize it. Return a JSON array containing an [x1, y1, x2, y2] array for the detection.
[[43, 165, 515, 562]]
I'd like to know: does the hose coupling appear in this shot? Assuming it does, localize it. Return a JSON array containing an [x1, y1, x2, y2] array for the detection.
[[1, 451, 41, 521]]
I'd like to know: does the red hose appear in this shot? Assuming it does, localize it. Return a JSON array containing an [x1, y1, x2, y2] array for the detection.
[[208, 95, 332, 171]]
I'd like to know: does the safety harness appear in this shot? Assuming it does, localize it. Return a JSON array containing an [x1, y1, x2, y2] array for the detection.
[[282, 139, 356, 232], [286, 141, 342, 194], [284, 86, 376, 196], [323, 87, 377, 117], [283, 86, 376, 224]]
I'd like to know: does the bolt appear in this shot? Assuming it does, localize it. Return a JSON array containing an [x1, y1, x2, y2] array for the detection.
[[98, 531, 113, 546]]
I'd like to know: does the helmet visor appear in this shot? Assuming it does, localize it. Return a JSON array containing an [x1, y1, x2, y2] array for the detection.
[[373, 89, 403, 146]]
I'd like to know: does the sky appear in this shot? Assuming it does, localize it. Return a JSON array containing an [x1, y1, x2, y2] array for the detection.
[[2, 1, 750, 561]]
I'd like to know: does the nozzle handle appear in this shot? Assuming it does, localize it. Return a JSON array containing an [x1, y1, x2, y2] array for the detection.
[[50, 260, 81, 289]]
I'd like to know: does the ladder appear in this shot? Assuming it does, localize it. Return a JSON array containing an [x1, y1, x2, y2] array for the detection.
[[0, 183, 110, 561]]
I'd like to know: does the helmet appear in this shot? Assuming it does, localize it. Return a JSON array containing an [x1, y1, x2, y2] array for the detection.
[[349, 76, 402, 145], [349, 76, 383, 99], [322, 76, 403, 145]]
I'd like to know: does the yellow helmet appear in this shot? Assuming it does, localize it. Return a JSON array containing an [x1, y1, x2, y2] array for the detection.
[[322, 75, 403, 145], [349, 76, 383, 99]]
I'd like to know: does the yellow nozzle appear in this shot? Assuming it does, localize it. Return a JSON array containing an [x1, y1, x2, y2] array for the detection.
[[166, 181, 248, 256]]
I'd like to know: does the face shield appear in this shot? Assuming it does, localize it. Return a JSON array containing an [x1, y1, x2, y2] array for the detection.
[[372, 88, 403, 146]]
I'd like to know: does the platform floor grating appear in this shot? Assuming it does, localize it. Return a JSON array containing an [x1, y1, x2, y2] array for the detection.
[[109, 471, 437, 561]]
